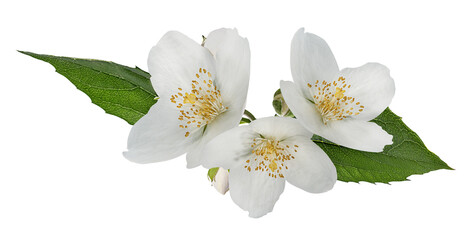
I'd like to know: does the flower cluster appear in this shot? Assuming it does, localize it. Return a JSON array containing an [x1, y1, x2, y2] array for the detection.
[[123, 28, 395, 218]]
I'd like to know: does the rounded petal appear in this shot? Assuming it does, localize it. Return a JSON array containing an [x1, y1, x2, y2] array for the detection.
[[123, 101, 201, 163], [291, 28, 339, 98], [321, 119, 393, 152], [204, 28, 250, 112], [341, 63, 395, 121], [249, 115, 313, 140], [186, 107, 245, 168], [229, 164, 285, 218], [280, 80, 325, 134], [283, 136, 337, 193], [148, 31, 216, 99], [200, 125, 257, 170]]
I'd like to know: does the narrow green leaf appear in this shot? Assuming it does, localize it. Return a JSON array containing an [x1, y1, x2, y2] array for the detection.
[[313, 108, 452, 183], [20, 51, 157, 125], [243, 110, 256, 121], [240, 118, 251, 124]]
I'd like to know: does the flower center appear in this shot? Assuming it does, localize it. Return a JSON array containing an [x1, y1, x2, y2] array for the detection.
[[170, 68, 227, 137], [244, 137, 298, 179], [307, 76, 364, 124]]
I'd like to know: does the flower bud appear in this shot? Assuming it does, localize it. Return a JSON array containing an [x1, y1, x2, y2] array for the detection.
[[272, 89, 294, 117], [212, 167, 229, 194]]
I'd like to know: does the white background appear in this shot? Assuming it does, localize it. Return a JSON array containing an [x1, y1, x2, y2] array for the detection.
[[1, 0, 471, 239]]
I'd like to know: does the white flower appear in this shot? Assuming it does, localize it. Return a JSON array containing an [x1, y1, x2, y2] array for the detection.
[[201, 117, 337, 218], [280, 28, 395, 152], [124, 28, 250, 168], [212, 168, 229, 194]]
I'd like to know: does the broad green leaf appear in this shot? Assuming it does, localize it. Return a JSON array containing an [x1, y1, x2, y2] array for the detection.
[[20, 51, 157, 125], [313, 108, 452, 183], [273, 88, 451, 183]]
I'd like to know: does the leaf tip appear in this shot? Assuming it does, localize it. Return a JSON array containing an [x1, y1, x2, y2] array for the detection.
[[445, 165, 455, 171], [18, 50, 39, 59], [17, 50, 29, 55]]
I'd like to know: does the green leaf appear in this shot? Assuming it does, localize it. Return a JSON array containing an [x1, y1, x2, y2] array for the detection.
[[20, 51, 157, 125], [313, 108, 452, 183], [271, 88, 451, 183]]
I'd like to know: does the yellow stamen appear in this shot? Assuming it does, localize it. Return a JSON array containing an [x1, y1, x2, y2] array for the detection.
[[308, 76, 364, 124], [183, 93, 197, 104], [171, 68, 227, 137], [269, 160, 278, 172], [244, 138, 295, 178]]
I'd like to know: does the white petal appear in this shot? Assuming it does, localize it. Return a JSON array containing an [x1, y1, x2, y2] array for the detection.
[[229, 163, 285, 218], [204, 28, 250, 112], [186, 107, 244, 168], [186, 29, 250, 169], [200, 125, 256, 170], [123, 101, 200, 163], [281, 80, 393, 152], [280, 81, 325, 134], [341, 63, 395, 121], [185, 140, 206, 169], [148, 31, 216, 99], [283, 136, 337, 193], [249, 116, 313, 140], [291, 28, 339, 98], [321, 119, 393, 152]]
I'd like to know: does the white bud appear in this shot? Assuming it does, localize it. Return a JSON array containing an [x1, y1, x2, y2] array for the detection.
[[212, 168, 229, 194]]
